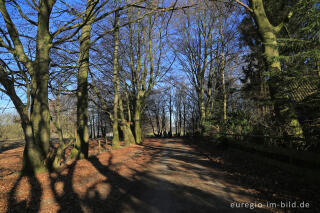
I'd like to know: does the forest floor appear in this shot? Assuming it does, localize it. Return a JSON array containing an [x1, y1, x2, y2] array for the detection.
[[0, 138, 318, 212]]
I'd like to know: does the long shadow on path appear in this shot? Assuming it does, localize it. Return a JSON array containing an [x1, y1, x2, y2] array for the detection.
[[6, 139, 268, 213]]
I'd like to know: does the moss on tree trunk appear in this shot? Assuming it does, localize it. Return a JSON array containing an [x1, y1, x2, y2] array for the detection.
[[134, 99, 142, 144], [251, 0, 303, 136], [71, 0, 96, 159], [21, 1, 52, 173], [119, 95, 135, 146]]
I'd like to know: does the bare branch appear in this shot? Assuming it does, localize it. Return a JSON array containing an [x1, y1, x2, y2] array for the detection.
[[12, 0, 37, 26], [0, 0, 32, 69], [25, 0, 38, 11], [234, 0, 253, 13], [52, 0, 98, 46]]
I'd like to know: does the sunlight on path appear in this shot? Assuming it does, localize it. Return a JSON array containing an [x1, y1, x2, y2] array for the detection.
[[119, 139, 268, 213]]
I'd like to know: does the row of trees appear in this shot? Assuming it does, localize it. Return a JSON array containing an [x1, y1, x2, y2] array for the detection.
[[0, 0, 191, 173], [0, 0, 319, 173], [145, 0, 319, 150]]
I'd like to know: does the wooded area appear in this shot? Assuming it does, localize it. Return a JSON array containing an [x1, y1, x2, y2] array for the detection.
[[0, 0, 319, 211]]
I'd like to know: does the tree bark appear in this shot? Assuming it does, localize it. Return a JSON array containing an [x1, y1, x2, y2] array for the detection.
[[72, 0, 96, 159], [0, 0, 58, 173], [119, 96, 135, 146], [112, 7, 121, 149], [169, 92, 172, 137], [221, 52, 227, 122], [183, 101, 186, 136], [198, 87, 206, 133], [134, 97, 143, 144], [51, 87, 69, 169]]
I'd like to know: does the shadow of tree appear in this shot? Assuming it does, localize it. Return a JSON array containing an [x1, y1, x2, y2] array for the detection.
[[0, 140, 24, 154], [8, 172, 42, 213], [50, 160, 83, 213], [183, 138, 320, 211], [7, 139, 272, 213]]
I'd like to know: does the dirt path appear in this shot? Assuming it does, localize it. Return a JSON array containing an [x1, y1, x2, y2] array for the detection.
[[117, 139, 266, 213], [0, 138, 272, 212]]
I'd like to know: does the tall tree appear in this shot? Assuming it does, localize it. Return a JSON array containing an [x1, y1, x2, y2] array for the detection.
[[126, 5, 172, 143], [71, 0, 98, 159], [111, 1, 121, 149], [175, 0, 222, 134], [0, 0, 56, 173], [238, 0, 304, 135]]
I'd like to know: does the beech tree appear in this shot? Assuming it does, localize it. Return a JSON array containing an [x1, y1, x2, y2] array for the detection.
[[0, 0, 101, 172], [71, 0, 97, 159], [174, 0, 217, 134], [0, 0, 57, 173], [125, 5, 174, 143]]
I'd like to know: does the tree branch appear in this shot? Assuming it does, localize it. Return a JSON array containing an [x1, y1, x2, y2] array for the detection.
[[274, 11, 293, 33], [52, 0, 98, 45], [0, 0, 32, 69], [12, 0, 37, 25], [234, 0, 253, 13]]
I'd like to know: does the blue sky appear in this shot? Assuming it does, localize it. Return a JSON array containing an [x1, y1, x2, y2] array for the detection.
[[0, 0, 248, 115]]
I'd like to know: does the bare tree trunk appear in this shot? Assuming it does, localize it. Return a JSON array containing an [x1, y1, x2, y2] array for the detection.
[[93, 114, 96, 138], [179, 107, 182, 136], [112, 6, 121, 149], [221, 52, 227, 122], [198, 88, 206, 133], [97, 112, 100, 138], [169, 93, 172, 137], [0, 0, 57, 173], [52, 87, 70, 169], [161, 105, 166, 136], [72, 0, 96, 159], [183, 101, 186, 136], [119, 96, 135, 146], [134, 98, 143, 143]]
